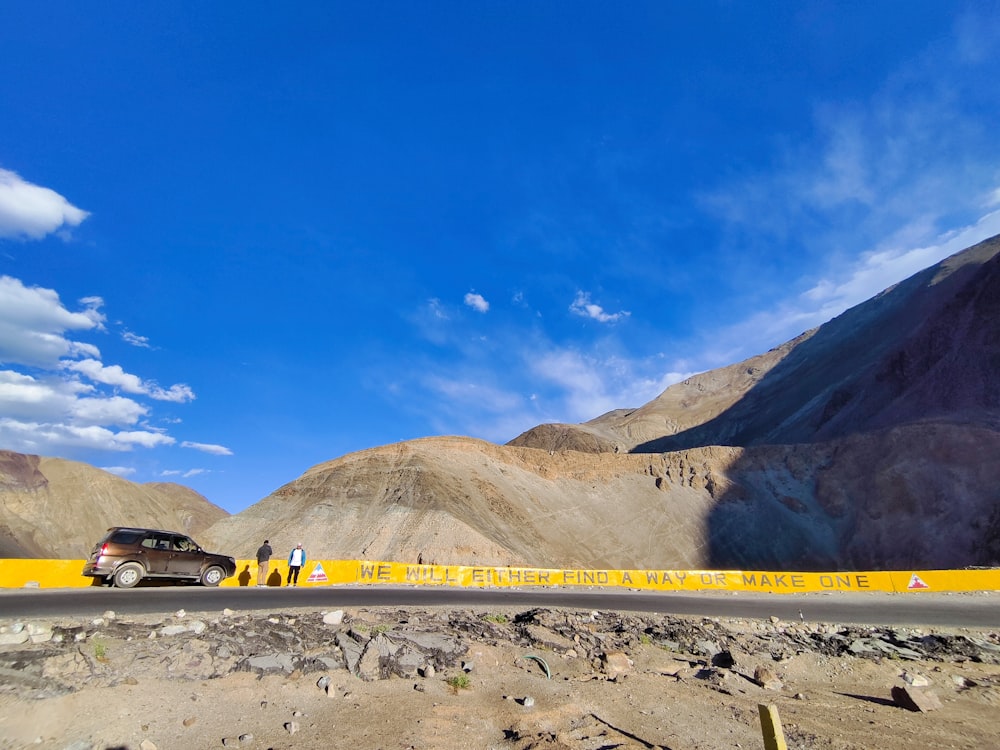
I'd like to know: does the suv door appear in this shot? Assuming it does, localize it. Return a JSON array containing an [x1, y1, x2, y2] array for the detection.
[[139, 532, 174, 575], [167, 534, 205, 577]]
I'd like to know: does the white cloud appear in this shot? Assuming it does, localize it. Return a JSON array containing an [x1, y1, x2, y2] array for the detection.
[[0, 168, 90, 240], [181, 441, 233, 456], [0, 276, 105, 368], [0, 276, 204, 459], [63, 358, 195, 403], [102, 466, 136, 477], [569, 292, 630, 324], [0, 369, 144, 425], [0, 417, 174, 453], [464, 292, 489, 313]]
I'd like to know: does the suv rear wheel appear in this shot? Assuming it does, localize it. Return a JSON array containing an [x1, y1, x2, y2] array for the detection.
[[113, 562, 144, 589]]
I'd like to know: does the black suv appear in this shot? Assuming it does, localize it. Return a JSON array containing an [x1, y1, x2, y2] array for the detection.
[[82, 527, 236, 588]]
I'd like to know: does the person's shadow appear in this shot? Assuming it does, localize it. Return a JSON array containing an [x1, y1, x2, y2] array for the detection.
[[267, 569, 282, 587], [237, 566, 252, 587]]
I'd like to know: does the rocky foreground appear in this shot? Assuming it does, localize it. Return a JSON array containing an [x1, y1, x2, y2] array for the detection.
[[2, 603, 1000, 749]]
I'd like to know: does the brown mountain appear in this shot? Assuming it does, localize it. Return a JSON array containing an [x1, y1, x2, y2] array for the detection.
[[205, 234, 1000, 571], [0, 451, 228, 558]]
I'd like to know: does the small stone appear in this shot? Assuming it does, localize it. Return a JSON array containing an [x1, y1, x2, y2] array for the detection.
[[139, 741, 157, 750], [222, 608, 235, 617], [600, 651, 632, 680], [420, 664, 436, 678], [317, 675, 331, 690], [753, 665, 783, 690], [175, 609, 186, 618], [521, 696, 535, 707], [462, 661, 474, 673], [323, 610, 345, 625], [892, 685, 943, 712], [414, 683, 425, 692], [238, 734, 254, 745], [222, 738, 239, 747], [284, 721, 300, 735], [124, 677, 139, 686], [103, 610, 117, 621], [26, 623, 53, 643], [260, 701, 268, 709], [183, 716, 197, 727], [901, 671, 930, 687]]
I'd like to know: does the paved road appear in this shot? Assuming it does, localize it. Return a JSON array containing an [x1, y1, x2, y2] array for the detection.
[[1, 586, 998, 627]]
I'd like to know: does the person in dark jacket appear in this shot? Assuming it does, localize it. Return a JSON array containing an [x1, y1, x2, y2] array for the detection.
[[255, 539, 273, 587]]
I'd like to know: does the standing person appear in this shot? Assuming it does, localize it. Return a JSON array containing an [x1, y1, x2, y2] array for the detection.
[[255, 539, 272, 587], [287, 542, 307, 586]]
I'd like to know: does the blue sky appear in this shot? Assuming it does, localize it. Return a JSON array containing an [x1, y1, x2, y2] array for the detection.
[[2, 2, 1000, 514]]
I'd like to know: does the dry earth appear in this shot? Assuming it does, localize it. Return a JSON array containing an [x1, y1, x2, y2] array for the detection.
[[2, 600, 1000, 750]]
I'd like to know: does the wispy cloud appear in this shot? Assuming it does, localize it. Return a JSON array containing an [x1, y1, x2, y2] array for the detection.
[[0, 168, 90, 240], [530, 347, 687, 422], [122, 331, 152, 348], [160, 467, 210, 478], [463, 292, 489, 313], [697, 11, 1000, 363], [569, 292, 630, 324], [181, 441, 233, 456], [102, 466, 136, 477]]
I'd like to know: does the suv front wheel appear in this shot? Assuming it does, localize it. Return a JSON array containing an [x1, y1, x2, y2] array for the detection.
[[201, 565, 224, 587], [113, 562, 144, 589]]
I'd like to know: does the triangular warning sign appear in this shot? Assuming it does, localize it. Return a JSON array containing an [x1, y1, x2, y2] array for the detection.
[[306, 563, 329, 583], [907, 574, 930, 590]]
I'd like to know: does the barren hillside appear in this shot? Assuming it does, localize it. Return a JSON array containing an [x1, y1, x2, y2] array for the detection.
[[0, 452, 228, 558]]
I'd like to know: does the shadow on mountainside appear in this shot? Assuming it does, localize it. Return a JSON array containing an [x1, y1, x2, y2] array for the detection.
[[629, 235, 1000, 570], [696, 422, 1000, 571]]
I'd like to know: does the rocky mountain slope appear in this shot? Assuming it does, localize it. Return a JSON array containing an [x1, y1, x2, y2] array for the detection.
[[0, 452, 227, 558]]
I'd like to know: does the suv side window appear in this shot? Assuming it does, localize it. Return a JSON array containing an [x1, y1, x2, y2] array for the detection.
[[142, 533, 174, 551], [109, 530, 145, 545], [172, 536, 198, 553]]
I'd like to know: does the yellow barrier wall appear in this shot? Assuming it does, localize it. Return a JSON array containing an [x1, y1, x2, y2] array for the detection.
[[3, 558, 999, 593]]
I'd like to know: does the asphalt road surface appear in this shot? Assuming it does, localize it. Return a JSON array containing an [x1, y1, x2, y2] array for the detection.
[[1, 586, 998, 627]]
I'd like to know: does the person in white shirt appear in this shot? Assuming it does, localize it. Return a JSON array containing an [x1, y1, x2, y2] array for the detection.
[[287, 543, 307, 586]]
